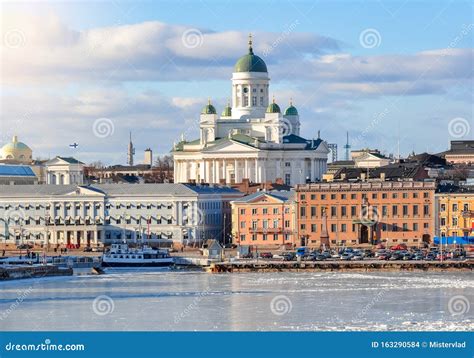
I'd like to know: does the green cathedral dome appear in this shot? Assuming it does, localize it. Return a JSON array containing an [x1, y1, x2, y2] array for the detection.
[[221, 102, 232, 117], [201, 99, 217, 115], [284, 100, 298, 116], [234, 35, 268, 73], [266, 98, 281, 113]]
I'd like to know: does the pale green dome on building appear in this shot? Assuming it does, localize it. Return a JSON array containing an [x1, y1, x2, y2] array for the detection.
[[221, 102, 232, 117], [284, 100, 298, 116], [266, 98, 281, 113], [201, 99, 217, 114], [234, 34, 268, 73]]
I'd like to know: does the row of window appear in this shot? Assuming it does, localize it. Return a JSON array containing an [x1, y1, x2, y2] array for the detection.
[[300, 204, 431, 218], [300, 192, 431, 201], [239, 207, 291, 215], [440, 217, 471, 227], [301, 222, 429, 233], [440, 203, 470, 212], [240, 219, 291, 229], [239, 233, 292, 241]]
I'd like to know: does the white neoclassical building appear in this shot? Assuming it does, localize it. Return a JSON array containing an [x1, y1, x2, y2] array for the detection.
[[172, 36, 329, 187], [46, 156, 85, 185]]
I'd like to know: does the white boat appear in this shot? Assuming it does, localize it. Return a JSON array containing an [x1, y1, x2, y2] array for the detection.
[[101, 243, 174, 267]]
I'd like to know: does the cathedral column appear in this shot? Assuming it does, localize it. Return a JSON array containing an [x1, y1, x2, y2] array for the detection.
[[310, 159, 315, 182], [234, 159, 239, 183], [205, 160, 210, 183], [222, 159, 226, 183], [199, 160, 205, 182], [255, 158, 259, 183], [244, 159, 249, 180]]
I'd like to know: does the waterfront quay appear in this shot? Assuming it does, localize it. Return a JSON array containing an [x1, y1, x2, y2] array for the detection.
[[207, 258, 474, 273]]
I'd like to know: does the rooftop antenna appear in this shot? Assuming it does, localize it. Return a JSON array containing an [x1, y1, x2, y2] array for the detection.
[[248, 33, 253, 54]]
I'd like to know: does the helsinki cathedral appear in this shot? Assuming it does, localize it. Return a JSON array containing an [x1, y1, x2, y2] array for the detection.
[[172, 36, 329, 186]]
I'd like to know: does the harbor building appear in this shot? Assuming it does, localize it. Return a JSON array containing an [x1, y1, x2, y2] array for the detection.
[[172, 36, 329, 186], [442, 140, 474, 165], [435, 186, 474, 245], [0, 183, 243, 249], [296, 181, 436, 248], [230, 190, 297, 248]]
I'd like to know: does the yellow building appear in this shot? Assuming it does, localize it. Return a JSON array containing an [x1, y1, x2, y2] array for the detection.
[[0, 135, 33, 164], [436, 191, 474, 244]]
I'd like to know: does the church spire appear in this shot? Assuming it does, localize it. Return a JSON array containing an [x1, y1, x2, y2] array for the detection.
[[248, 33, 253, 54]]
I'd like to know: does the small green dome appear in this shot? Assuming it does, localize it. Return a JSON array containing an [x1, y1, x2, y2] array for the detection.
[[284, 100, 298, 116], [201, 99, 216, 115], [234, 35, 268, 73], [221, 103, 232, 117], [266, 98, 281, 114]]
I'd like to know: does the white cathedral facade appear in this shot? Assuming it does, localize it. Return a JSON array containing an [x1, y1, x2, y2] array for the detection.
[[172, 37, 329, 186]]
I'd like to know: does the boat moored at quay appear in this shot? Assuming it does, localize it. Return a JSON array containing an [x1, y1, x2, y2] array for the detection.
[[101, 243, 174, 267]]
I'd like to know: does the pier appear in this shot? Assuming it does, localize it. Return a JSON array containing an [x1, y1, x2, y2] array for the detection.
[[206, 259, 474, 273], [0, 265, 73, 281]]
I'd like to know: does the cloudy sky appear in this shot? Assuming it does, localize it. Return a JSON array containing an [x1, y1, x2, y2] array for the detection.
[[0, 0, 472, 165]]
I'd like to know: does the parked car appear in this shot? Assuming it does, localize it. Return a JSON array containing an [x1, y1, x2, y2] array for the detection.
[[17, 244, 33, 250], [282, 252, 296, 261], [351, 254, 364, 261], [259, 252, 273, 259], [340, 253, 353, 261], [83, 246, 93, 252]]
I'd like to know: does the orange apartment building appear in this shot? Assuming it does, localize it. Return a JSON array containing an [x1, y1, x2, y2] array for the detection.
[[296, 181, 436, 248], [231, 191, 297, 248]]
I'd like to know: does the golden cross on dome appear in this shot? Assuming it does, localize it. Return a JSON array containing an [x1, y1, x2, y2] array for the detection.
[[248, 33, 253, 53]]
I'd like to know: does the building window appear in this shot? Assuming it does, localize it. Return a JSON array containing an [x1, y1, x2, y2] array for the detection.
[[393, 224, 398, 232], [382, 206, 388, 217], [402, 193, 408, 199], [300, 224, 306, 230], [463, 203, 469, 211], [392, 193, 398, 199], [284, 207, 290, 214], [351, 194, 356, 200], [240, 221, 246, 229], [372, 193, 377, 199], [351, 206, 357, 217], [341, 194, 346, 199], [440, 203, 446, 212], [413, 205, 419, 216], [284, 234, 290, 241], [331, 194, 336, 200], [273, 208, 278, 215], [452, 204, 458, 212], [424, 205, 430, 216], [252, 234, 257, 241], [252, 220, 257, 229], [273, 219, 278, 228], [423, 192, 429, 198], [424, 222, 429, 229], [403, 223, 408, 231], [452, 217, 458, 226], [392, 205, 398, 216], [252, 96, 257, 106], [263, 234, 268, 241], [311, 194, 316, 200], [403, 205, 408, 216], [382, 193, 388, 199], [321, 194, 326, 200], [284, 220, 290, 228], [413, 223, 418, 231], [285, 162, 291, 167], [341, 206, 347, 217], [341, 224, 347, 232], [300, 207, 306, 217], [252, 208, 257, 215], [263, 220, 268, 228], [311, 206, 317, 217], [273, 234, 278, 241], [240, 208, 246, 215], [263, 208, 268, 214], [331, 224, 337, 232], [260, 97, 264, 106], [331, 206, 337, 217], [413, 193, 418, 198], [311, 224, 317, 232], [285, 174, 291, 185]]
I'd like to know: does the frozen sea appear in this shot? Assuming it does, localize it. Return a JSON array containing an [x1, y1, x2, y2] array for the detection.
[[0, 270, 472, 331]]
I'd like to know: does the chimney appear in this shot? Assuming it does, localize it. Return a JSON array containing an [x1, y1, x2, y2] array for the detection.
[[341, 173, 346, 181], [360, 173, 366, 181], [380, 172, 386, 181], [275, 177, 284, 185]]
